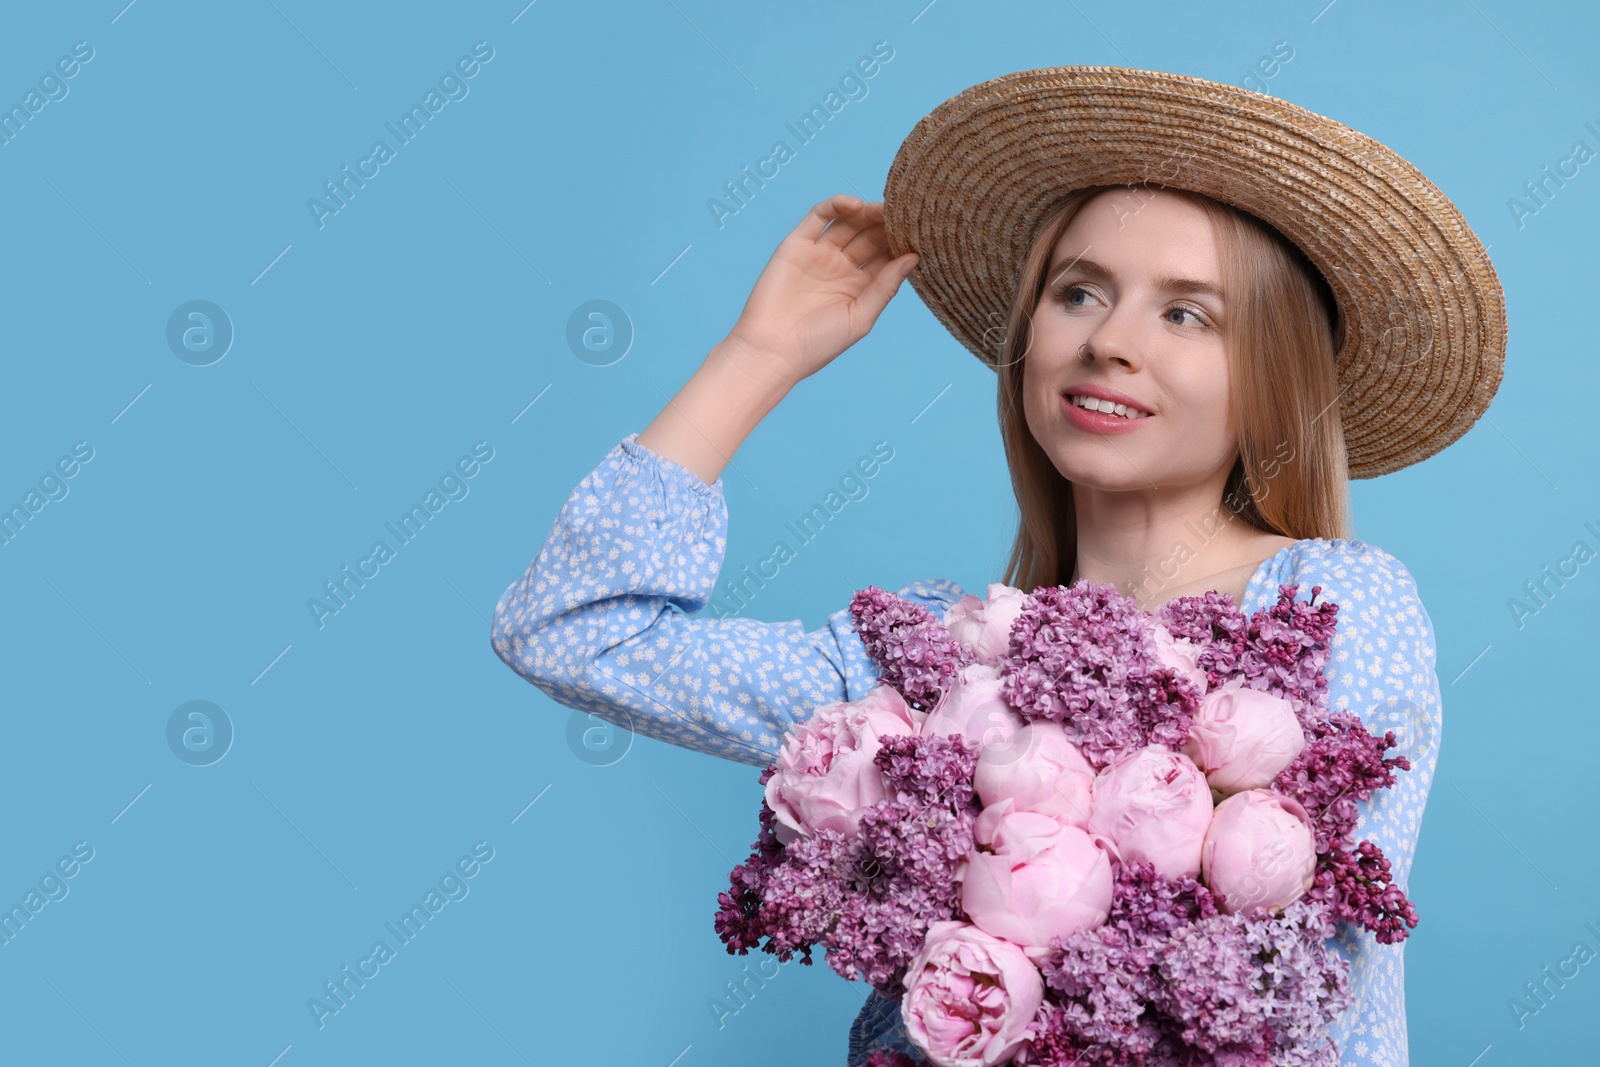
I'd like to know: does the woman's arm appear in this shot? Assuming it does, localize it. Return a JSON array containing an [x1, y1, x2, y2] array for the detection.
[[490, 432, 963, 765], [1292, 539, 1443, 1065], [490, 192, 926, 762], [635, 338, 793, 490]]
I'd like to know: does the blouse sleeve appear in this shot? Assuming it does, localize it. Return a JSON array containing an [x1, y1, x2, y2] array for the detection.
[[489, 432, 968, 767], [1288, 539, 1443, 1067]]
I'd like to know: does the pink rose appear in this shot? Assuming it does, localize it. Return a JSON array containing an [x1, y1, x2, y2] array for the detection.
[[900, 920, 1044, 1067], [1087, 745, 1215, 880], [763, 684, 919, 845], [960, 797, 1114, 963], [1200, 789, 1318, 915], [922, 663, 1025, 760], [943, 583, 1030, 663], [1145, 618, 1209, 694], [972, 719, 1096, 829], [1183, 679, 1306, 796]]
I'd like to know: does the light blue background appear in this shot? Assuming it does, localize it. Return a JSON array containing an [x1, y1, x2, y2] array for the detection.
[[0, 1, 1592, 1063]]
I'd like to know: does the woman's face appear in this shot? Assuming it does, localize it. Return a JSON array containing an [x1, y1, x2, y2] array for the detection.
[[1021, 187, 1238, 495]]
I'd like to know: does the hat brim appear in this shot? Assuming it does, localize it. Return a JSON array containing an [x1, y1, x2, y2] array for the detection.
[[883, 66, 1506, 479]]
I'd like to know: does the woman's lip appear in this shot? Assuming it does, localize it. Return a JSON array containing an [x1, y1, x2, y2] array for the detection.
[[1061, 394, 1155, 435]]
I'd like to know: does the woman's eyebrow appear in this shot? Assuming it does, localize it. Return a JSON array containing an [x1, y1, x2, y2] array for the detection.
[[1047, 252, 1225, 301]]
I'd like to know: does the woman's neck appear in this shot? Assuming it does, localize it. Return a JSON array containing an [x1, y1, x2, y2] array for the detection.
[[1068, 488, 1291, 612]]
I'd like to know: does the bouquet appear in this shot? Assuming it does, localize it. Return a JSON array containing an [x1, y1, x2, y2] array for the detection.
[[713, 579, 1418, 1066]]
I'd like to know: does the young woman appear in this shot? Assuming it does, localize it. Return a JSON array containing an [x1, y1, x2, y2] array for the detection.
[[492, 68, 1505, 1065]]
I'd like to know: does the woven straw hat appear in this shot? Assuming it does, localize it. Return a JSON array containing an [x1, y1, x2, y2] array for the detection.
[[883, 66, 1507, 479]]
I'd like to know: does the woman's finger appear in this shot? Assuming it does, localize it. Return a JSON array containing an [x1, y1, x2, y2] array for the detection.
[[840, 223, 890, 270], [860, 251, 920, 311], [816, 199, 883, 249], [791, 194, 865, 243]]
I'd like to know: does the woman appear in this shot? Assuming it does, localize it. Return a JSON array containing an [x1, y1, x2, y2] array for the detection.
[[492, 68, 1505, 1065]]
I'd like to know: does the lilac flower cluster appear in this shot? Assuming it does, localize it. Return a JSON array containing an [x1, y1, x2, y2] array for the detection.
[[997, 582, 1201, 768], [1156, 583, 1336, 726], [715, 734, 980, 998], [850, 586, 976, 711], [1153, 898, 1351, 1066], [1230, 584, 1339, 731], [1276, 710, 1411, 851], [827, 734, 981, 996], [1021, 862, 1209, 1064], [1307, 841, 1419, 945], [1152, 589, 1249, 691], [1272, 707, 1418, 943], [713, 766, 824, 964], [1024, 872, 1350, 1066]]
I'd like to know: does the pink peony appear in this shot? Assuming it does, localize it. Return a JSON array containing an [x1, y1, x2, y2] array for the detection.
[[960, 797, 1114, 963], [1200, 788, 1318, 915], [943, 583, 1030, 663], [1087, 745, 1215, 880], [972, 719, 1096, 829], [921, 663, 1028, 764], [1145, 617, 1209, 694], [900, 919, 1045, 1067], [1183, 679, 1306, 796], [763, 684, 919, 845]]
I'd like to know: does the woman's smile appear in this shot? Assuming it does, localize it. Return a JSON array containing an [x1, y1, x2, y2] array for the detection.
[[1059, 392, 1155, 435]]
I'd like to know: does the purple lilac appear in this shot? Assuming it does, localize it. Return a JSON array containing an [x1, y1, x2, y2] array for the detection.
[[1307, 841, 1419, 945], [1103, 858, 1222, 936], [1022, 864, 1352, 1064], [873, 728, 982, 810], [1155, 589, 1249, 691], [714, 766, 807, 959], [997, 582, 1197, 768], [1034, 923, 1166, 1058], [1233, 585, 1339, 731], [1153, 898, 1351, 1065], [1236, 900, 1351, 1066], [1024, 863, 1218, 1064], [1276, 710, 1411, 851], [826, 734, 980, 996], [1018, 1000, 1158, 1067], [716, 734, 980, 998], [850, 586, 976, 711]]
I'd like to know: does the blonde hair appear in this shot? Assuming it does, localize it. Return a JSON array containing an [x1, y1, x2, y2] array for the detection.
[[996, 185, 1351, 594]]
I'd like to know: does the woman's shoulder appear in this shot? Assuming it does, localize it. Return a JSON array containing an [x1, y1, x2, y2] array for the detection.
[[1258, 536, 1434, 638], [1259, 537, 1420, 590]]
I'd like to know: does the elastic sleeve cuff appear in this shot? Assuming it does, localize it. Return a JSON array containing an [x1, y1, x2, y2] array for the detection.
[[554, 433, 728, 615], [618, 432, 723, 500]]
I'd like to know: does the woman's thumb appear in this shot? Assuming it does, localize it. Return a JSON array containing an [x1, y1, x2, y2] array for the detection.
[[867, 252, 919, 305]]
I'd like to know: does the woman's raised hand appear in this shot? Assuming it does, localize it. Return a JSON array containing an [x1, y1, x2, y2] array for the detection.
[[635, 195, 919, 488], [720, 194, 920, 388]]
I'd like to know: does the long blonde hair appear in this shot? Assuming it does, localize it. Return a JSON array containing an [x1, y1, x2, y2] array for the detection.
[[996, 185, 1350, 594]]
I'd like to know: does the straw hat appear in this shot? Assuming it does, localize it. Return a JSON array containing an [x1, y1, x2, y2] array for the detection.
[[883, 66, 1506, 479]]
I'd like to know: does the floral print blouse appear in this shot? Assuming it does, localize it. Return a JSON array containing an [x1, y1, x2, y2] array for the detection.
[[491, 433, 1443, 1067]]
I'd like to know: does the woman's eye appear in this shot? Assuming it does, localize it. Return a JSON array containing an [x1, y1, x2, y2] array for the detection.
[[1167, 305, 1205, 327], [1052, 283, 1092, 307]]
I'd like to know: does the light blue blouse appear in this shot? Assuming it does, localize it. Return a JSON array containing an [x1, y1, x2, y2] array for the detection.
[[491, 433, 1442, 1067]]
